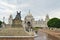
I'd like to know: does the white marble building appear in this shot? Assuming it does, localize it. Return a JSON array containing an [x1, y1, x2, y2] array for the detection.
[[23, 11, 49, 28], [8, 11, 49, 29]]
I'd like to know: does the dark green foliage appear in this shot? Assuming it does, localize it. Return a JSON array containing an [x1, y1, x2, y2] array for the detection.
[[47, 18, 60, 28], [0, 21, 2, 28], [32, 27, 40, 30], [0, 21, 2, 25]]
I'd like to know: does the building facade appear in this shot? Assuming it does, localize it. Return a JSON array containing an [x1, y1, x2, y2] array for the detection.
[[24, 11, 34, 31], [23, 13, 49, 29], [8, 11, 49, 29]]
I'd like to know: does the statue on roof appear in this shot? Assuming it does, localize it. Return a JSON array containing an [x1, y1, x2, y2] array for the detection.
[[12, 11, 22, 27], [15, 11, 21, 20]]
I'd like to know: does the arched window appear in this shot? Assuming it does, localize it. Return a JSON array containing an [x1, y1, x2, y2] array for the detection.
[[27, 22, 31, 26]]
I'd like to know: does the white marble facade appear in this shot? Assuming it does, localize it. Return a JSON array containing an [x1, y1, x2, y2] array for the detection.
[[8, 11, 49, 28], [23, 13, 49, 28]]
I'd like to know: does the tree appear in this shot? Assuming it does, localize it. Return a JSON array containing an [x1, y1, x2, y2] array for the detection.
[[0, 21, 2, 25], [47, 18, 60, 28], [0, 21, 2, 28]]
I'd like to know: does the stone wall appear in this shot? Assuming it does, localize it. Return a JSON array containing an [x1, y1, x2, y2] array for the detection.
[[0, 37, 34, 40]]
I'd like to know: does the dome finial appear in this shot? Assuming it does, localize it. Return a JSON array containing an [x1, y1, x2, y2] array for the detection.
[[27, 9, 32, 16], [29, 9, 30, 14]]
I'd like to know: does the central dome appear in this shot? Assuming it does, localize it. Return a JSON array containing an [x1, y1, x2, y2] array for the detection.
[[27, 13, 32, 16]]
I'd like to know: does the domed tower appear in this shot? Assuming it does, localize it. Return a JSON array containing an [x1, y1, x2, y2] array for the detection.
[[24, 10, 34, 32], [2, 17, 6, 28], [8, 14, 13, 26], [45, 14, 49, 27], [45, 14, 49, 22]]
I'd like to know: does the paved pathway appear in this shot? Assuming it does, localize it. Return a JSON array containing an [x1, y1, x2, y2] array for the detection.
[[34, 29, 60, 40]]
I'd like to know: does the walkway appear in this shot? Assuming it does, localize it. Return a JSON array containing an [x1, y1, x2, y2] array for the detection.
[[34, 29, 60, 40]]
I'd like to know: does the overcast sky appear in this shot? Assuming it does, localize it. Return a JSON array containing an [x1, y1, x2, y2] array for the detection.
[[0, 0, 60, 24]]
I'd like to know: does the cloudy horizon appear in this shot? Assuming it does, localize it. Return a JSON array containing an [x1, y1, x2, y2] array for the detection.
[[0, 0, 60, 24]]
